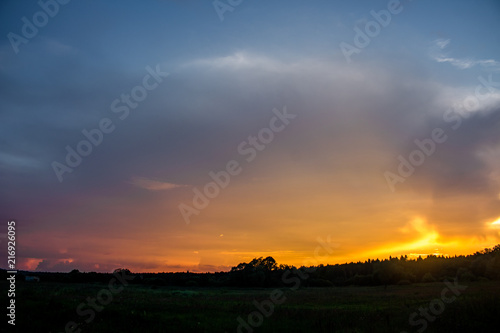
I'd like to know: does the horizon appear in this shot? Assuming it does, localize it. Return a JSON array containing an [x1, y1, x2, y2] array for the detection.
[[4, 243, 499, 275], [1, 0, 500, 275]]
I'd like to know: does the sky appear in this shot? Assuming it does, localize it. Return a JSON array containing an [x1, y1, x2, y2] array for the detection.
[[1, 0, 500, 273]]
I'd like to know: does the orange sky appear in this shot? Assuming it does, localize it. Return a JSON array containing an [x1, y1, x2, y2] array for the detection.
[[15, 157, 500, 273], [2, 4, 500, 273]]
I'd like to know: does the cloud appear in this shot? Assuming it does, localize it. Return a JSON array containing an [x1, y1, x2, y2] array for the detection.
[[42, 38, 78, 56], [129, 177, 188, 191], [184, 51, 295, 73], [430, 39, 500, 71], [2, 48, 500, 272], [435, 57, 499, 70], [434, 38, 450, 50], [36, 258, 76, 272], [33, 258, 124, 273], [0, 151, 42, 170]]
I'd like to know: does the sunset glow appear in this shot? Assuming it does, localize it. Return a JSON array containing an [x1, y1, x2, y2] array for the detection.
[[1, 0, 500, 274]]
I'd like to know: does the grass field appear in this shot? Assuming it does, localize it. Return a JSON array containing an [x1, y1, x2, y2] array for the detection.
[[6, 280, 500, 332]]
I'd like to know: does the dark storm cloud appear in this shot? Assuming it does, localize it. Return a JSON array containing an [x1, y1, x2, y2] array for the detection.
[[3, 50, 498, 202]]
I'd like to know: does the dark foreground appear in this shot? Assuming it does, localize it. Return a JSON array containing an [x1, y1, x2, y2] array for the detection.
[[5, 280, 500, 332]]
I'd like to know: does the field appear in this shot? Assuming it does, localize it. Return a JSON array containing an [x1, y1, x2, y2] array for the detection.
[[5, 279, 500, 332]]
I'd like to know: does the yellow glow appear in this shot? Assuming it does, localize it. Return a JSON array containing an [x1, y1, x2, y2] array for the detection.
[[360, 217, 440, 258]]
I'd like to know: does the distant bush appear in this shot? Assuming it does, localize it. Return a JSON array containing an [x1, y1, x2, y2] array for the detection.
[[308, 278, 334, 287], [144, 277, 166, 286], [186, 280, 199, 287], [458, 268, 476, 282], [422, 272, 436, 283], [352, 274, 375, 286]]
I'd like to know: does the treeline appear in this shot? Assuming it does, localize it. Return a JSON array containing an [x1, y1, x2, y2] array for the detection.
[[3, 244, 500, 288], [221, 245, 500, 287]]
